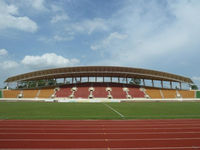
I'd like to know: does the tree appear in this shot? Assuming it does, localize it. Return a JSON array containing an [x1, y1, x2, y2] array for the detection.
[[190, 84, 198, 90]]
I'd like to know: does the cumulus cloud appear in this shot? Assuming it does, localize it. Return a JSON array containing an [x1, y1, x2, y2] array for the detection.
[[53, 35, 73, 41], [66, 18, 109, 34], [21, 53, 79, 69], [0, 0, 38, 32], [51, 14, 69, 23], [91, 32, 128, 50], [0, 49, 8, 56], [91, 0, 200, 66], [39, 34, 74, 42], [0, 60, 18, 70], [31, 0, 47, 11]]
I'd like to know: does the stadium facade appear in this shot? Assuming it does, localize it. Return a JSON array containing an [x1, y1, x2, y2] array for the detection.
[[1, 66, 199, 101]]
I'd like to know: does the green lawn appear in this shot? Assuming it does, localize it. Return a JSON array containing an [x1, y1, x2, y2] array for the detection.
[[0, 102, 200, 120]]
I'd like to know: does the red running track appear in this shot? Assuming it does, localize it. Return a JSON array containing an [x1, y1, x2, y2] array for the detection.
[[0, 119, 200, 149]]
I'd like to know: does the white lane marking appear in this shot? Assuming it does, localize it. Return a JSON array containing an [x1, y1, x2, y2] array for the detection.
[[1, 131, 200, 135], [1, 137, 200, 142], [103, 103, 124, 118]]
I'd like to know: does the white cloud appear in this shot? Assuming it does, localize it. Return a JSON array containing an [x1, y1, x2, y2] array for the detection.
[[0, 60, 18, 70], [31, 0, 47, 11], [51, 4, 63, 12], [21, 53, 79, 69], [192, 77, 200, 82], [0, 49, 8, 56], [39, 34, 74, 42], [53, 35, 73, 41], [66, 18, 109, 34], [0, 0, 38, 32], [91, 32, 128, 50], [91, 0, 200, 66], [51, 14, 69, 23]]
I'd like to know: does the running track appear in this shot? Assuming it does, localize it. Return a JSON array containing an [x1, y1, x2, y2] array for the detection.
[[0, 119, 200, 149]]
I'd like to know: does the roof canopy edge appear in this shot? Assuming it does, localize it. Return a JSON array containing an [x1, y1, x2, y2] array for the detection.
[[4, 66, 193, 84]]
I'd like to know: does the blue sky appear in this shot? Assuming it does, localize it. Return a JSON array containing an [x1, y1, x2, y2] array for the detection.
[[0, 0, 200, 88]]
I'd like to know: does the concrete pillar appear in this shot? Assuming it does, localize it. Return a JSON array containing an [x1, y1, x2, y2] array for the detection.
[[55, 79, 57, 85], [161, 80, 163, 88], [6, 83, 9, 90], [45, 80, 48, 86], [170, 81, 172, 89], [17, 82, 19, 88], [180, 82, 182, 89], [143, 79, 145, 86], [152, 80, 154, 87]]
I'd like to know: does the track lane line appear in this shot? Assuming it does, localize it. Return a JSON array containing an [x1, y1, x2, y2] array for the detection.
[[1, 131, 200, 134], [1, 137, 200, 141]]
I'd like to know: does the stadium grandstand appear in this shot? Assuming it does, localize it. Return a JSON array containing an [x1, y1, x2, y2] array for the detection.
[[1, 66, 199, 101]]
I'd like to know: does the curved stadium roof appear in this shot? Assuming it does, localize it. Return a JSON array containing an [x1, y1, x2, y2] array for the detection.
[[5, 66, 193, 84]]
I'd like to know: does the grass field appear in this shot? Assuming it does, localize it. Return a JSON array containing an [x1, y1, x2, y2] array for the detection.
[[0, 102, 200, 120]]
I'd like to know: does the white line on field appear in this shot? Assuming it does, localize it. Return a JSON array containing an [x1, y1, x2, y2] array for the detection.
[[103, 103, 124, 118]]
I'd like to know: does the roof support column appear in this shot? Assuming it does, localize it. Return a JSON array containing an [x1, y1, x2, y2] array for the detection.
[[103, 76, 104, 83], [64, 78, 66, 84], [95, 76, 97, 82], [6, 83, 9, 90], [110, 77, 112, 83], [45, 79, 48, 86], [88, 76, 89, 82], [118, 77, 120, 83], [17, 82, 19, 89], [161, 80, 163, 88], [152, 80, 154, 87], [80, 77, 82, 83], [55, 78, 57, 85], [179, 82, 182, 90], [126, 77, 128, 84], [170, 81, 172, 89], [143, 79, 145, 86], [36, 81, 38, 87], [72, 77, 74, 84]]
